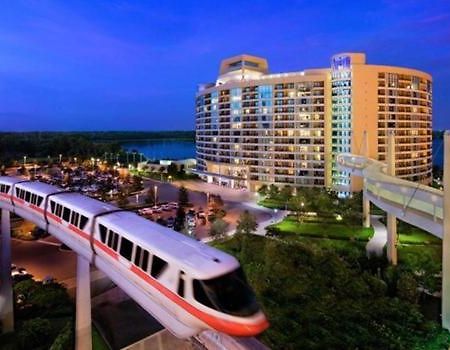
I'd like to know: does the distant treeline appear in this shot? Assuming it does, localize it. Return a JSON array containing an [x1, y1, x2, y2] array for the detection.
[[433, 130, 445, 140], [0, 131, 194, 166], [80, 130, 195, 141]]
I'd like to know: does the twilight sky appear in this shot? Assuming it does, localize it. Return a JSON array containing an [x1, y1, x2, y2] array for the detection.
[[0, 0, 449, 131]]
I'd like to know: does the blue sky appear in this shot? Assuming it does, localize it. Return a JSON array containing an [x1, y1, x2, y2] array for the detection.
[[0, 0, 449, 131]]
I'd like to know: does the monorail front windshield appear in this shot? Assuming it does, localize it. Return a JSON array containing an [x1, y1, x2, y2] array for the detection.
[[193, 267, 259, 316]]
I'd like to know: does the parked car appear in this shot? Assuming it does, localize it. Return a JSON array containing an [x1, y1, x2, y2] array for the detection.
[[162, 204, 171, 211], [187, 217, 196, 227], [166, 217, 175, 229], [156, 218, 167, 226]]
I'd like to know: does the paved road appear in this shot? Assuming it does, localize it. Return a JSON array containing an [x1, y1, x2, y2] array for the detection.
[[11, 235, 77, 281], [365, 215, 387, 257]]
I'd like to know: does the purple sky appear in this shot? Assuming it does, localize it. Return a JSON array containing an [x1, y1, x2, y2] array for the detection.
[[0, 1, 449, 131]]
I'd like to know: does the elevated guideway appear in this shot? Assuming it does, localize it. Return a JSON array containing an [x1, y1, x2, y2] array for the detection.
[[336, 153, 444, 238], [336, 130, 450, 331]]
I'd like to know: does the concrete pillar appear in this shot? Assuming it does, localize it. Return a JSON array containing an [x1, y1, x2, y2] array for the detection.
[[75, 255, 92, 350], [362, 130, 371, 228], [442, 131, 450, 330], [386, 130, 397, 265], [0, 209, 14, 333], [362, 193, 370, 228]]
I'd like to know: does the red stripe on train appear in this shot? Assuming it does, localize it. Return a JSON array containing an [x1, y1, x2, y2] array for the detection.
[[130, 266, 268, 336], [47, 212, 62, 223]]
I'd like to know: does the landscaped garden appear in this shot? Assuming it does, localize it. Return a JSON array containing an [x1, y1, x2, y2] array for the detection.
[[213, 234, 450, 349], [268, 215, 374, 242], [0, 277, 109, 350]]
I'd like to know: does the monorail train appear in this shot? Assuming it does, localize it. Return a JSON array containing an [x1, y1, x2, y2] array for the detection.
[[0, 176, 269, 338]]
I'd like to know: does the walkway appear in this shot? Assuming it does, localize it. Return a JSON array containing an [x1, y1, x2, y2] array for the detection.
[[365, 215, 387, 257]]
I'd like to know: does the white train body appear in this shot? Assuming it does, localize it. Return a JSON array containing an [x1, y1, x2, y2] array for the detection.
[[0, 176, 268, 338]]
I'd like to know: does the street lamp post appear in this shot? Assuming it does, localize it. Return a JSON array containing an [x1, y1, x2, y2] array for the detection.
[[154, 185, 158, 206], [23, 156, 27, 167], [59, 154, 62, 163]]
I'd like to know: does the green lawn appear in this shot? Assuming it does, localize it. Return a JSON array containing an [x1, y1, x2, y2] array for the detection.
[[258, 198, 288, 209], [397, 222, 442, 245], [399, 229, 442, 245], [269, 216, 374, 241]]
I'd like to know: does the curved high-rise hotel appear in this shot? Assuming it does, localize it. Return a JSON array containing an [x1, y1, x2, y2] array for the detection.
[[195, 53, 432, 194]]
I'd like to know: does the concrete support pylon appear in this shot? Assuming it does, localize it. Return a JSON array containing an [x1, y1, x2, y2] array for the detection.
[[442, 131, 450, 330], [386, 130, 398, 265], [362, 130, 371, 228], [0, 209, 14, 333], [75, 255, 92, 350], [362, 195, 370, 228]]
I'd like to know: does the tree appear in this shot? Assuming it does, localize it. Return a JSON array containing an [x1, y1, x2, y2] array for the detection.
[[210, 194, 224, 210], [131, 175, 143, 192], [178, 186, 189, 207], [145, 187, 158, 205], [117, 191, 129, 207], [397, 272, 419, 304], [257, 184, 268, 196], [18, 318, 52, 349], [280, 185, 293, 201], [174, 207, 186, 232], [289, 195, 306, 222], [209, 218, 228, 238], [167, 162, 178, 175], [236, 210, 258, 235], [268, 184, 279, 199]]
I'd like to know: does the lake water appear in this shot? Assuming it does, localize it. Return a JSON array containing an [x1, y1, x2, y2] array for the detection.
[[122, 138, 444, 166], [121, 139, 195, 160]]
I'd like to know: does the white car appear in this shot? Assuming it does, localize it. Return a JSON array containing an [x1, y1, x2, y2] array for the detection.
[[187, 217, 196, 227], [162, 204, 171, 211]]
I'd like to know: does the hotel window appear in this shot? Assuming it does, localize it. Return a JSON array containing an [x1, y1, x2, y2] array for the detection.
[[388, 73, 398, 88]]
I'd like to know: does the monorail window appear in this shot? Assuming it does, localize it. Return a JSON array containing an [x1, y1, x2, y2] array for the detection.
[[31, 194, 36, 204], [193, 280, 215, 309], [134, 246, 142, 265], [50, 201, 56, 213], [107, 230, 114, 247], [178, 272, 185, 298], [56, 204, 63, 217], [0, 184, 10, 193], [142, 250, 149, 271], [99, 224, 108, 243], [62, 207, 71, 222], [107, 231, 119, 251], [71, 212, 79, 226], [151, 255, 167, 278], [16, 188, 20, 197], [79, 215, 88, 230], [36, 196, 43, 207], [25, 191, 31, 203], [133, 246, 150, 272], [119, 237, 133, 260], [192, 267, 259, 317]]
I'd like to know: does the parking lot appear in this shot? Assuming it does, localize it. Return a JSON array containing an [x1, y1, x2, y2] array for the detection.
[[135, 201, 210, 239]]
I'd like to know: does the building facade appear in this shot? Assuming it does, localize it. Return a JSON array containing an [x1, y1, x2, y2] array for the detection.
[[195, 53, 432, 194]]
